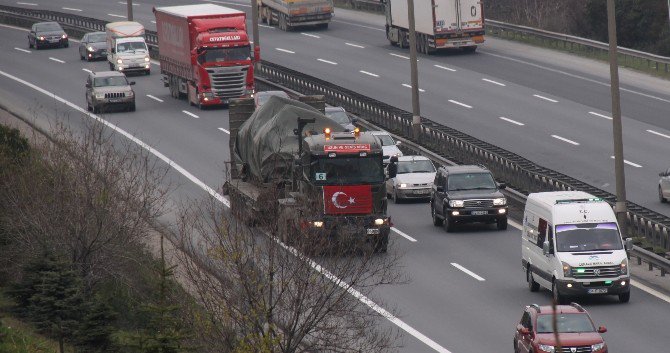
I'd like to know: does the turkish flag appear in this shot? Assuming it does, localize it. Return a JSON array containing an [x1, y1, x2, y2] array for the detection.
[[323, 185, 373, 215]]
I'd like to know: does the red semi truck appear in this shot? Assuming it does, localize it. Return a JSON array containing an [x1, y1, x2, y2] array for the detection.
[[153, 4, 255, 108]]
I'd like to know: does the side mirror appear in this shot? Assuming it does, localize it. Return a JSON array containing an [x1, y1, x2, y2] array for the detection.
[[351, 117, 358, 123], [542, 241, 551, 255], [598, 326, 607, 333], [498, 182, 507, 190], [624, 237, 633, 251], [395, 140, 402, 146], [85, 82, 91, 88], [129, 81, 136, 85]]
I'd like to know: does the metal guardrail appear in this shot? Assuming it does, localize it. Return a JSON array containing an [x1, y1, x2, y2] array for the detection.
[[2, 5, 669, 274]]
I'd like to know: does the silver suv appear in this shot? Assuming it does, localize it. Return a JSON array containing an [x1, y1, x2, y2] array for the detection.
[[86, 71, 136, 113]]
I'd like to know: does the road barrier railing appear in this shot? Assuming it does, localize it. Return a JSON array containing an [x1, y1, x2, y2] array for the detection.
[[2, 5, 669, 274]]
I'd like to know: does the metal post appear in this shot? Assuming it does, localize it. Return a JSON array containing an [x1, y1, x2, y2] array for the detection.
[[606, 0, 628, 237], [251, 0, 261, 72], [127, 0, 133, 21], [407, 0, 421, 141]]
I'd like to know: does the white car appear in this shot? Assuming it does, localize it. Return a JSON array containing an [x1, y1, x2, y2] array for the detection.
[[369, 131, 403, 164], [659, 167, 670, 203], [386, 156, 436, 202]]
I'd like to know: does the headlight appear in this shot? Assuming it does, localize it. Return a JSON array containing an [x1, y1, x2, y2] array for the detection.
[[312, 221, 324, 228], [144, 56, 150, 62], [87, 46, 94, 52], [398, 183, 407, 188], [538, 344, 555, 353], [117, 59, 123, 64], [39, 36, 45, 40], [449, 200, 464, 208], [562, 261, 572, 277], [202, 92, 215, 99], [126, 91, 134, 97], [95, 93, 105, 99], [620, 258, 628, 275], [374, 218, 386, 226], [591, 343, 606, 351], [61, 34, 67, 39], [493, 197, 506, 206]]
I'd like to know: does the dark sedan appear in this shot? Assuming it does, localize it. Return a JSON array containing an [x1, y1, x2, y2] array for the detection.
[[28, 22, 68, 49], [79, 32, 107, 61]]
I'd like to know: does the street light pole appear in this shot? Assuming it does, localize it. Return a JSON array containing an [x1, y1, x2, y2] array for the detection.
[[127, 0, 133, 21], [407, 0, 421, 141], [606, 0, 628, 236], [251, 0, 261, 72]]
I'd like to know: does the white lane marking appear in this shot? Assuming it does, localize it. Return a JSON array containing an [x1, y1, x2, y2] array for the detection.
[[218, 127, 230, 134], [81, 68, 92, 73], [451, 263, 486, 281], [16, 2, 38, 5], [275, 48, 295, 54], [631, 280, 670, 304], [610, 156, 642, 168], [182, 110, 199, 119], [317, 58, 338, 65], [402, 84, 425, 93], [62, 7, 82, 11], [14, 47, 31, 53], [448, 100, 472, 109], [202, 0, 251, 7], [533, 94, 558, 103], [346, 42, 365, 48], [482, 78, 506, 87], [259, 24, 274, 29], [0, 69, 459, 353], [332, 20, 384, 32], [301, 33, 320, 39], [108, 13, 125, 18], [391, 227, 417, 242], [483, 51, 670, 104], [551, 135, 580, 146], [146, 94, 163, 103], [360, 70, 379, 78], [509, 219, 523, 230], [499, 117, 525, 126], [49, 57, 65, 63], [589, 111, 613, 120], [151, 20, 156, 24], [118, 1, 139, 5], [647, 129, 670, 139], [390, 53, 410, 60], [434, 65, 456, 72]]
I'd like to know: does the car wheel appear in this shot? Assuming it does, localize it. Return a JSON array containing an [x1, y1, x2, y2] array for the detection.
[[128, 102, 136, 112], [497, 217, 508, 230], [443, 210, 455, 233], [619, 291, 630, 303], [145, 69, 150, 76], [86, 101, 92, 112], [431, 203, 443, 226], [513, 340, 519, 353], [109, 62, 114, 71], [34, 42, 40, 50], [527, 268, 540, 292], [63, 43, 69, 48], [28, 40, 33, 49], [374, 234, 389, 253], [552, 281, 567, 305], [92, 104, 99, 114], [659, 186, 667, 203], [392, 189, 401, 204]]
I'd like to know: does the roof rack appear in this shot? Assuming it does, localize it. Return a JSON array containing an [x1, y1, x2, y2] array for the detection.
[[555, 198, 603, 204], [529, 304, 541, 313], [569, 302, 585, 312]]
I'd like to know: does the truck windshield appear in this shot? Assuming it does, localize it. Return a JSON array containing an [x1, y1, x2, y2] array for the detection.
[[312, 157, 384, 185], [447, 173, 496, 191], [198, 45, 250, 64], [555, 222, 623, 252], [116, 41, 147, 53]]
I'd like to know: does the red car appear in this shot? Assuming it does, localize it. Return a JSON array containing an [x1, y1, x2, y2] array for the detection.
[[514, 303, 607, 353]]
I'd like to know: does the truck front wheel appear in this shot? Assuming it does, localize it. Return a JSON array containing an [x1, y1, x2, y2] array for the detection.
[[374, 234, 388, 253]]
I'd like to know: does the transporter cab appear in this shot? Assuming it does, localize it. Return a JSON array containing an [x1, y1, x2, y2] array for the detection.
[[522, 192, 633, 304]]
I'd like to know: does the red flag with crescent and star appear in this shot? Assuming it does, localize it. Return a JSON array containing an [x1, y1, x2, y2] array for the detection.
[[323, 185, 373, 215]]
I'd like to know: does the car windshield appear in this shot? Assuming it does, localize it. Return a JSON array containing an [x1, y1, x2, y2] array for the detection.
[[447, 173, 496, 191], [257, 92, 288, 106], [555, 222, 623, 252], [35, 23, 62, 32], [375, 134, 394, 146], [397, 160, 435, 174], [198, 45, 250, 64], [94, 77, 128, 87], [116, 41, 147, 53], [312, 157, 384, 185], [326, 110, 351, 125], [536, 314, 595, 334], [88, 33, 106, 42]]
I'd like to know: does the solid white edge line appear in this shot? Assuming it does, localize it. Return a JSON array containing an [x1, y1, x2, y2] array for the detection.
[[218, 127, 230, 134], [62, 7, 82, 11], [146, 94, 163, 103], [81, 68, 92, 73], [346, 42, 365, 48], [610, 156, 642, 168], [259, 24, 274, 29], [49, 57, 65, 63], [16, 2, 38, 5], [360, 70, 379, 78], [14, 47, 31, 53], [391, 227, 417, 242], [301, 33, 320, 38], [451, 263, 486, 281], [588, 111, 613, 120], [275, 48, 295, 54], [448, 100, 472, 108], [647, 129, 670, 139], [631, 280, 670, 304], [317, 58, 337, 65], [390, 53, 410, 60], [499, 117, 525, 126], [182, 110, 199, 118], [201, 0, 252, 7], [551, 135, 580, 146], [434, 65, 456, 72], [482, 78, 506, 87], [533, 94, 558, 103]]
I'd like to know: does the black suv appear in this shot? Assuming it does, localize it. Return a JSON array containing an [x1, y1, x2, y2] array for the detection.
[[430, 165, 508, 232]]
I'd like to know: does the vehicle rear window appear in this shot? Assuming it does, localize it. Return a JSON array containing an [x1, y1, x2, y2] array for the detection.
[[536, 313, 595, 333]]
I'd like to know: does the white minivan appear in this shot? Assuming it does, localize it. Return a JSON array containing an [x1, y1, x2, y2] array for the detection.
[[522, 191, 633, 304]]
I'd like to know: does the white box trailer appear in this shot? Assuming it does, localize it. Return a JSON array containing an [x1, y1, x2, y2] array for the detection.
[[383, 0, 485, 53]]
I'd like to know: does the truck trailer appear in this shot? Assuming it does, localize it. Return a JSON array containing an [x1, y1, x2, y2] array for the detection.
[[105, 21, 151, 74], [258, 0, 333, 31], [153, 4, 254, 108], [225, 95, 393, 253], [383, 0, 485, 53]]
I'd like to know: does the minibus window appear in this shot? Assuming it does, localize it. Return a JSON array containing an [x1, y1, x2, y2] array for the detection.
[[537, 218, 547, 247], [555, 222, 623, 252]]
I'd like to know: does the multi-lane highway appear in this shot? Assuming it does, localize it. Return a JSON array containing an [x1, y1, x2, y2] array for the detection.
[[1, 1, 670, 352]]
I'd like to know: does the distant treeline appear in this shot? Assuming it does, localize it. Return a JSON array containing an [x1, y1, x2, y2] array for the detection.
[[485, 0, 670, 56]]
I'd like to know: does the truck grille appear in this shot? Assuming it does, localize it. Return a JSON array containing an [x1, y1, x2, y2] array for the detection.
[[104, 92, 125, 98], [206, 66, 247, 99], [572, 265, 621, 279], [559, 346, 591, 353], [463, 199, 493, 208]]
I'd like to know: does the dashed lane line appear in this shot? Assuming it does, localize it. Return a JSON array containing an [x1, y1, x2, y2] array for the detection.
[[275, 48, 295, 54], [448, 100, 472, 109], [647, 129, 670, 139], [610, 156, 642, 168], [360, 71, 379, 78], [390, 53, 410, 60], [146, 95, 163, 103], [14, 47, 31, 53], [62, 7, 82, 11], [346, 42, 365, 48], [317, 58, 337, 65], [49, 57, 65, 63], [301, 33, 320, 38], [16, 2, 38, 5], [402, 84, 425, 92], [182, 110, 199, 119], [551, 135, 580, 146], [533, 94, 558, 103], [218, 128, 230, 134], [451, 263, 486, 281], [434, 65, 456, 72], [589, 111, 613, 120], [108, 13, 125, 18], [482, 78, 506, 87], [499, 117, 525, 126], [81, 68, 92, 73], [391, 227, 417, 242]]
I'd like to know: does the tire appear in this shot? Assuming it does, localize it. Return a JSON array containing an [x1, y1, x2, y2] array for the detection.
[[92, 104, 99, 114], [109, 62, 114, 71], [86, 101, 92, 112], [497, 217, 508, 230], [35, 42, 40, 50], [392, 189, 401, 204], [659, 186, 667, 203], [128, 102, 136, 112], [619, 291, 630, 303], [443, 211, 455, 232], [552, 281, 567, 305], [29, 40, 33, 49], [63, 42, 69, 48], [431, 203, 443, 226], [145, 69, 150, 76], [527, 268, 540, 292], [374, 234, 389, 253]]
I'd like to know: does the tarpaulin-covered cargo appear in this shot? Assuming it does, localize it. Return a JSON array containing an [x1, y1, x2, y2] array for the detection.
[[234, 96, 344, 182]]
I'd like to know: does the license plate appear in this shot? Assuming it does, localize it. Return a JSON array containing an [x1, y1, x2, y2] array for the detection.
[[416, 189, 430, 194], [471, 210, 488, 215], [109, 99, 121, 103], [588, 288, 608, 294], [49, 39, 59, 43], [366, 228, 380, 235]]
